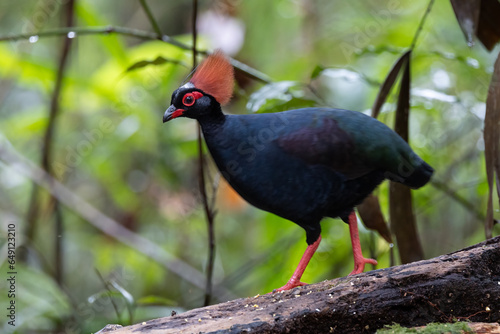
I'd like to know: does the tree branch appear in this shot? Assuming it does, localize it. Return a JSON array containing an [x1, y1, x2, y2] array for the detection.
[[138, 0, 162, 37], [0, 26, 271, 84]]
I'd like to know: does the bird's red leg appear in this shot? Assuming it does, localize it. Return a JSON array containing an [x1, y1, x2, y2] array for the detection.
[[274, 235, 322, 292], [348, 211, 377, 275]]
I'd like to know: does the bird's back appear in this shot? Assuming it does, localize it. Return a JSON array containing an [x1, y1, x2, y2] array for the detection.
[[201, 108, 433, 222]]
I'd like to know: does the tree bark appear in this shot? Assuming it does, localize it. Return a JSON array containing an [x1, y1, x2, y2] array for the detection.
[[102, 236, 500, 334]]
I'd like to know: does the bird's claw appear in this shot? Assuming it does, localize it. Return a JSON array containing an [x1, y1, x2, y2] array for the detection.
[[273, 280, 308, 292], [349, 257, 377, 275]]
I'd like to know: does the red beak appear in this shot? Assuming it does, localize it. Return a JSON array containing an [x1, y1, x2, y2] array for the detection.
[[163, 105, 184, 123]]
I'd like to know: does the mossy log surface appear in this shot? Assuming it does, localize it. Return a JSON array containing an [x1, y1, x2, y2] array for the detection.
[[99, 236, 500, 334]]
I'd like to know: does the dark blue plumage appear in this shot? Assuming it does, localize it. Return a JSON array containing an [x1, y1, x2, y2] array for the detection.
[[198, 106, 432, 244], [163, 51, 433, 291]]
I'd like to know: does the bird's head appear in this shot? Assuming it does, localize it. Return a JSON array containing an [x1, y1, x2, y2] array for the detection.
[[163, 50, 234, 123]]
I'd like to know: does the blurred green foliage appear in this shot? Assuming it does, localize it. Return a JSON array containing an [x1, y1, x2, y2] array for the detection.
[[0, 0, 498, 333]]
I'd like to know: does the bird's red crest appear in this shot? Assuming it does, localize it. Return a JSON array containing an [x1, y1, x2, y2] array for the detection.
[[190, 50, 234, 106]]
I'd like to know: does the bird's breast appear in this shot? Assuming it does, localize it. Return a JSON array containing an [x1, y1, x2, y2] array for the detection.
[[203, 125, 338, 221]]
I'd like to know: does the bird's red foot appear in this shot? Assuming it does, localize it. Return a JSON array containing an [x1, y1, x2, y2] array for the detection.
[[274, 280, 308, 292], [349, 257, 377, 275], [272, 236, 322, 292]]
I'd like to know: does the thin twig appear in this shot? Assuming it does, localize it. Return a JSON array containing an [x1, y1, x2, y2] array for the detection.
[[210, 173, 221, 210], [192, 0, 198, 66], [410, 0, 435, 50], [24, 0, 76, 286], [0, 26, 181, 45], [187, 0, 217, 307], [139, 0, 162, 36], [0, 26, 271, 83], [0, 139, 237, 302], [53, 0, 75, 289], [95, 269, 122, 324], [197, 126, 217, 306]]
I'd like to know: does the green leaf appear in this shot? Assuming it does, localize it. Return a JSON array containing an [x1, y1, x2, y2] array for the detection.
[[110, 280, 135, 324], [87, 290, 122, 304], [76, 3, 127, 64], [136, 295, 177, 306], [125, 56, 187, 73], [110, 280, 135, 307], [311, 65, 325, 80], [246, 81, 317, 113]]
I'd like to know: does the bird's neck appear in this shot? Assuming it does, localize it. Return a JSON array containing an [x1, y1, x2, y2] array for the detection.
[[197, 105, 226, 135]]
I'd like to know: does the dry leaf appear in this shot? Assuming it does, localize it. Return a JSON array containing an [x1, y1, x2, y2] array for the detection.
[[371, 51, 411, 119], [357, 194, 392, 243], [389, 52, 424, 264], [451, 0, 500, 50], [476, 0, 500, 51], [360, 51, 413, 248], [450, 0, 481, 47], [484, 52, 500, 238]]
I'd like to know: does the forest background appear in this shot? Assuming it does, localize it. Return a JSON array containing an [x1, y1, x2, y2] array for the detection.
[[0, 1, 499, 333]]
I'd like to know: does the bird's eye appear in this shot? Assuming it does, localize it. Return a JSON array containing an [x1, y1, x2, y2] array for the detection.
[[182, 93, 196, 106]]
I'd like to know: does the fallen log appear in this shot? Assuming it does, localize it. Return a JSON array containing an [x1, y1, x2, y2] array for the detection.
[[100, 236, 500, 333]]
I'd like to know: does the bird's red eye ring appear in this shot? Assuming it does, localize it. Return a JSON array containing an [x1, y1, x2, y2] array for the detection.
[[183, 93, 196, 106], [182, 91, 203, 107]]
